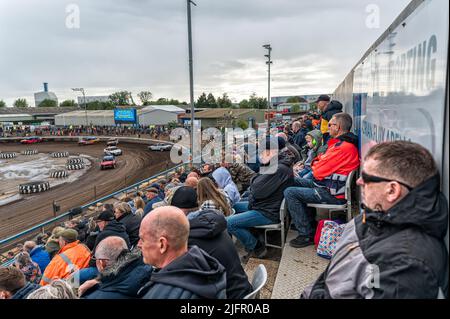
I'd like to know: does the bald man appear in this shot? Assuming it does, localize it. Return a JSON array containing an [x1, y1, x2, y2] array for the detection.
[[138, 206, 227, 299], [184, 177, 199, 189], [80, 236, 152, 299], [186, 172, 199, 180]]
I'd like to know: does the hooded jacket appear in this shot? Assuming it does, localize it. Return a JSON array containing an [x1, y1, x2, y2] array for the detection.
[[93, 220, 131, 252], [82, 250, 153, 299], [11, 282, 40, 299], [300, 129, 328, 167], [188, 209, 252, 299], [312, 132, 359, 199], [248, 148, 296, 222], [139, 245, 227, 299], [29, 245, 51, 273], [116, 212, 141, 247], [212, 167, 241, 206], [303, 174, 448, 299], [320, 100, 343, 136]]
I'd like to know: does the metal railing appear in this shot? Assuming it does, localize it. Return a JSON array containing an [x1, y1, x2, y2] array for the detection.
[[0, 160, 191, 266]]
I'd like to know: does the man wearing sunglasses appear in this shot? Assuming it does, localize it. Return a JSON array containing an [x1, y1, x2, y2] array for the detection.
[[302, 141, 448, 299]]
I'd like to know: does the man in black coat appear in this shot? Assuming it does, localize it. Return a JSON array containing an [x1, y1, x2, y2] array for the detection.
[[94, 210, 131, 251], [170, 186, 253, 299], [227, 136, 296, 259], [303, 141, 448, 299], [114, 202, 141, 247]]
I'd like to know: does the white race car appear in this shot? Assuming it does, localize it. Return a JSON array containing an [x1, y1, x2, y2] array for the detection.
[[104, 146, 123, 156], [148, 143, 172, 151]]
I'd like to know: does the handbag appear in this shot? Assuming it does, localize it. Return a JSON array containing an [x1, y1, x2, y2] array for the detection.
[[316, 220, 345, 259]]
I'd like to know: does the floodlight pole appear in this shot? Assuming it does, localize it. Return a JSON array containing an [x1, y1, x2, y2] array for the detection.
[[263, 44, 272, 133], [187, 0, 197, 157]]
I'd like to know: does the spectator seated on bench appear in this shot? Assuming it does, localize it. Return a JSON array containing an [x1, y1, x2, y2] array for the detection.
[[227, 136, 296, 260], [284, 113, 360, 249]]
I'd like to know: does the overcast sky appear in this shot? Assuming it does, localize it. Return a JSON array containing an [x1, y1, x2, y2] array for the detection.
[[0, 0, 410, 106]]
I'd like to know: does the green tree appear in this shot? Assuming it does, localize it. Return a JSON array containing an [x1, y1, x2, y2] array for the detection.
[[148, 98, 183, 105], [86, 101, 115, 110], [206, 93, 217, 108], [217, 93, 233, 108], [38, 99, 57, 107], [109, 91, 132, 105], [248, 93, 267, 109], [60, 99, 76, 107], [14, 98, 29, 108], [286, 96, 300, 103], [0, 100, 6, 108], [239, 99, 250, 109], [137, 91, 153, 105], [196, 92, 208, 108], [235, 119, 249, 130], [290, 104, 300, 113]]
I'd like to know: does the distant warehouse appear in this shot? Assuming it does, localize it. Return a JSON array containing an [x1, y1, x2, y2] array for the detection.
[[55, 105, 185, 126]]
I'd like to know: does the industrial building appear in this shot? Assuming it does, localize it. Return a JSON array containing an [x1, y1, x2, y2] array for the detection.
[[178, 108, 266, 129], [0, 107, 78, 125], [54, 105, 184, 126], [34, 83, 58, 107]]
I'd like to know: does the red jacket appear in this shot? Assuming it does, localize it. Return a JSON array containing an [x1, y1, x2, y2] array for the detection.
[[312, 133, 360, 199]]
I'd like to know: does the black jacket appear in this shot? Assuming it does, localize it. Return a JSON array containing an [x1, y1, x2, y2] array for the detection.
[[139, 245, 227, 299], [304, 174, 449, 299], [248, 149, 295, 222], [94, 220, 131, 253], [116, 212, 141, 247], [188, 209, 252, 299], [83, 250, 153, 299], [321, 100, 343, 142]]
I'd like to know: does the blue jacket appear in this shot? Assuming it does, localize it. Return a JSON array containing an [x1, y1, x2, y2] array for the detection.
[[12, 282, 40, 299], [29, 246, 51, 273], [139, 246, 227, 299], [83, 250, 152, 299], [143, 196, 163, 216]]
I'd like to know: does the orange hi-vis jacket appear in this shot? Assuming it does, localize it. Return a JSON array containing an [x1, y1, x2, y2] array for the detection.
[[40, 240, 91, 286]]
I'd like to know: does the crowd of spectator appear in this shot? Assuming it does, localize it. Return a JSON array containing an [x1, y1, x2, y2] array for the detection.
[[0, 95, 448, 299], [0, 125, 171, 140]]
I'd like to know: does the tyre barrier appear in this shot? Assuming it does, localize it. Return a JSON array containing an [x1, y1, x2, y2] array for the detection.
[[67, 158, 84, 164], [19, 181, 50, 194], [21, 149, 38, 155], [66, 163, 85, 170], [50, 170, 68, 178], [0, 152, 17, 159], [51, 152, 69, 158]]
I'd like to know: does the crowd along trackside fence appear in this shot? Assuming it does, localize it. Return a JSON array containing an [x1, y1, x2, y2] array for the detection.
[[0, 160, 192, 267]]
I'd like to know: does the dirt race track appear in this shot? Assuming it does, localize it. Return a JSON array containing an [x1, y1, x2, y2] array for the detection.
[[0, 140, 172, 240]]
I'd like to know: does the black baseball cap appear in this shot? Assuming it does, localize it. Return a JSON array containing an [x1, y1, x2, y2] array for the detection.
[[314, 95, 331, 103], [95, 210, 114, 222]]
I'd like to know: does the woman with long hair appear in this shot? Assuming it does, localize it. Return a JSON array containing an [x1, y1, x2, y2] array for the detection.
[[133, 196, 145, 218], [197, 177, 232, 216]]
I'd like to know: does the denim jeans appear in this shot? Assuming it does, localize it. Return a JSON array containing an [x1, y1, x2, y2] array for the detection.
[[298, 167, 313, 179], [233, 201, 249, 214], [284, 178, 345, 238], [73, 267, 98, 285], [226, 210, 274, 251]]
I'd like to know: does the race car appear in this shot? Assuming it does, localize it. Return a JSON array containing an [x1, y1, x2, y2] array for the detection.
[[148, 143, 172, 151], [100, 155, 116, 170], [104, 146, 122, 156], [106, 138, 119, 146], [78, 136, 100, 146], [20, 136, 43, 144]]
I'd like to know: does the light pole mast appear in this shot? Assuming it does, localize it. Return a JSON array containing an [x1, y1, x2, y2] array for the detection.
[[263, 44, 272, 132], [187, 0, 197, 157]]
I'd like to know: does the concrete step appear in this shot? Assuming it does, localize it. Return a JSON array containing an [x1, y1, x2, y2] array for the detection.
[[271, 230, 329, 299]]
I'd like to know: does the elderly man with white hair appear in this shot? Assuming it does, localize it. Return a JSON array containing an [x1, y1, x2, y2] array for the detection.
[[79, 236, 152, 299]]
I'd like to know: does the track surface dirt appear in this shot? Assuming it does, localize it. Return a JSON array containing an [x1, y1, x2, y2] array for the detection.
[[0, 141, 172, 240]]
